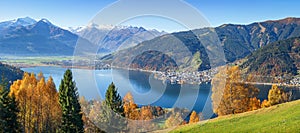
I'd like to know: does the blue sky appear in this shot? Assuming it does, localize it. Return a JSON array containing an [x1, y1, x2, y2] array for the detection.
[[0, 0, 299, 32]]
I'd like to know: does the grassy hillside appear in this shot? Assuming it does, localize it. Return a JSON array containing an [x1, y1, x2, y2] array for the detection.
[[170, 99, 300, 133]]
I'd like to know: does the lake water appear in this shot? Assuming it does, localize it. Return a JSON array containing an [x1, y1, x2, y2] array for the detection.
[[21, 66, 300, 120], [21, 66, 214, 116]]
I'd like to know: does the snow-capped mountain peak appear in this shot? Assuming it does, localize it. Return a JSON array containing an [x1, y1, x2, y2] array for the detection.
[[16, 17, 37, 25], [0, 17, 37, 28], [86, 23, 113, 30], [40, 18, 52, 25], [67, 26, 85, 33], [86, 22, 135, 30]]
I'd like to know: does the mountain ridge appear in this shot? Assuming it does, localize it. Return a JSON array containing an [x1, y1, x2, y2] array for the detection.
[[241, 36, 300, 80], [0, 17, 165, 55], [0, 17, 166, 56], [0, 17, 84, 55], [104, 17, 300, 71], [76, 23, 167, 52]]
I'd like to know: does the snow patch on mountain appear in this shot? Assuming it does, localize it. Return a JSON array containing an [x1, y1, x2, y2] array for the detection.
[[0, 17, 37, 28]]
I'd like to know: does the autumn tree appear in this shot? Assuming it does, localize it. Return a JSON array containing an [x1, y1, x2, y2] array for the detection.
[[140, 106, 154, 120], [10, 72, 61, 132], [268, 84, 288, 106], [261, 100, 271, 108], [123, 92, 151, 132], [34, 76, 46, 132], [59, 69, 84, 133], [0, 82, 21, 133], [165, 112, 184, 128], [134, 105, 157, 132], [189, 111, 199, 124], [248, 97, 261, 111], [123, 92, 138, 119], [44, 77, 62, 132], [211, 66, 260, 116]]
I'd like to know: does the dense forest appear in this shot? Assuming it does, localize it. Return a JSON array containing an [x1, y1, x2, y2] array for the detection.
[[242, 36, 300, 78], [0, 62, 23, 83]]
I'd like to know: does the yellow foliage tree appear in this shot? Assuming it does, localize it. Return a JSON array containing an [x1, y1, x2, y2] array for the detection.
[[261, 99, 271, 108], [248, 97, 261, 111], [165, 112, 183, 128], [44, 77, 61, 131], [10, 72, 61, 132], [189, 111, 199, 124], [123, 92, 138, 120], [211, 66, 260, 116], [268, 84, 288, 106], [140, 106, 153, 120]]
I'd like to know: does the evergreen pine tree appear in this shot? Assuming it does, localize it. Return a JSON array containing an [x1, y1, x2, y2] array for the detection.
[[59, 69, 84, 133], [105, 82, 123, 114], [103, 82, 127, 132], [0, 82, 21, 133]]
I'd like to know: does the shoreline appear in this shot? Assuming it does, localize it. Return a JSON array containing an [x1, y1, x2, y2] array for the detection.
[[10, 62, 300, 87]]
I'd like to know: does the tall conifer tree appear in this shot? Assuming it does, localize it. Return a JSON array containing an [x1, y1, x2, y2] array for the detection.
[[103, 82, 127, 132], [59, 69, 84, 133], [105, 82, 123, 114], [0, 81, 21, 133]]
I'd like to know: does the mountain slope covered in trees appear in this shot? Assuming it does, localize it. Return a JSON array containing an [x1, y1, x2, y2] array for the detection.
[[104, 17, 300, 71], [0, 62, 23, 83], [241, 36, 300, 78]]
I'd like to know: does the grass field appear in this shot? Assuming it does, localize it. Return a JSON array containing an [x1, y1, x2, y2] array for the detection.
[[170, 100, 300, 133], [0, 56, 73, 65]]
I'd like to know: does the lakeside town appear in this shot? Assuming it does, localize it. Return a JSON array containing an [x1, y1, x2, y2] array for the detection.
[[289, 77, 300, 86], [45, 59, 219, 84], [153, 69, 218, 84], [2, 57, 300, 86]]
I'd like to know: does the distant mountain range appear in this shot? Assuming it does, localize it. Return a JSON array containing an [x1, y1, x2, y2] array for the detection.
[[0, 17, 166, 55], [0, 17, 86, 55], [1, 17, 300, 75], [104, 17, 300, 71], [72, 23, 166, 52], [0, 17, 36, 28]]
